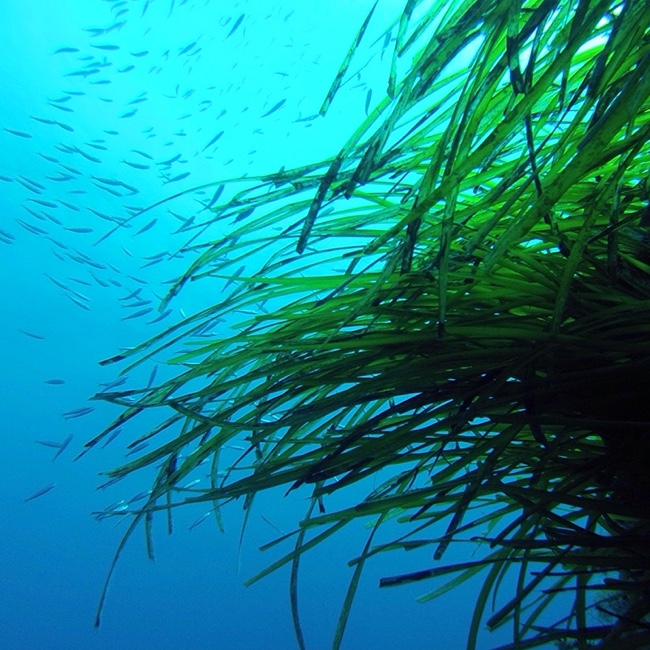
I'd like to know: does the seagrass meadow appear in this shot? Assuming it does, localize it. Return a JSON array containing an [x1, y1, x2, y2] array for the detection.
[[84, 1, 650, 648]]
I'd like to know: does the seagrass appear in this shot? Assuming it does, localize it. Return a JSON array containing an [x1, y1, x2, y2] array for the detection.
[[88, 1, 650, 647]]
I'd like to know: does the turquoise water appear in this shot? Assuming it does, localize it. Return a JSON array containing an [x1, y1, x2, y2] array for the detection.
[[1, 1, 528, 648]]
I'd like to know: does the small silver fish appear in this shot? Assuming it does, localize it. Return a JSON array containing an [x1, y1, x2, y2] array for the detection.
[[24, 483, 56, 502]]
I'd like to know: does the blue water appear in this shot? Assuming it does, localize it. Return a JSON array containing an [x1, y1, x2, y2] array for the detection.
[[0, 1, 544, 648]]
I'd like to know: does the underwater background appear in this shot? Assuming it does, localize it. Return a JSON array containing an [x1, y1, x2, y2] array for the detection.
[[0, 1, 569, 648]]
